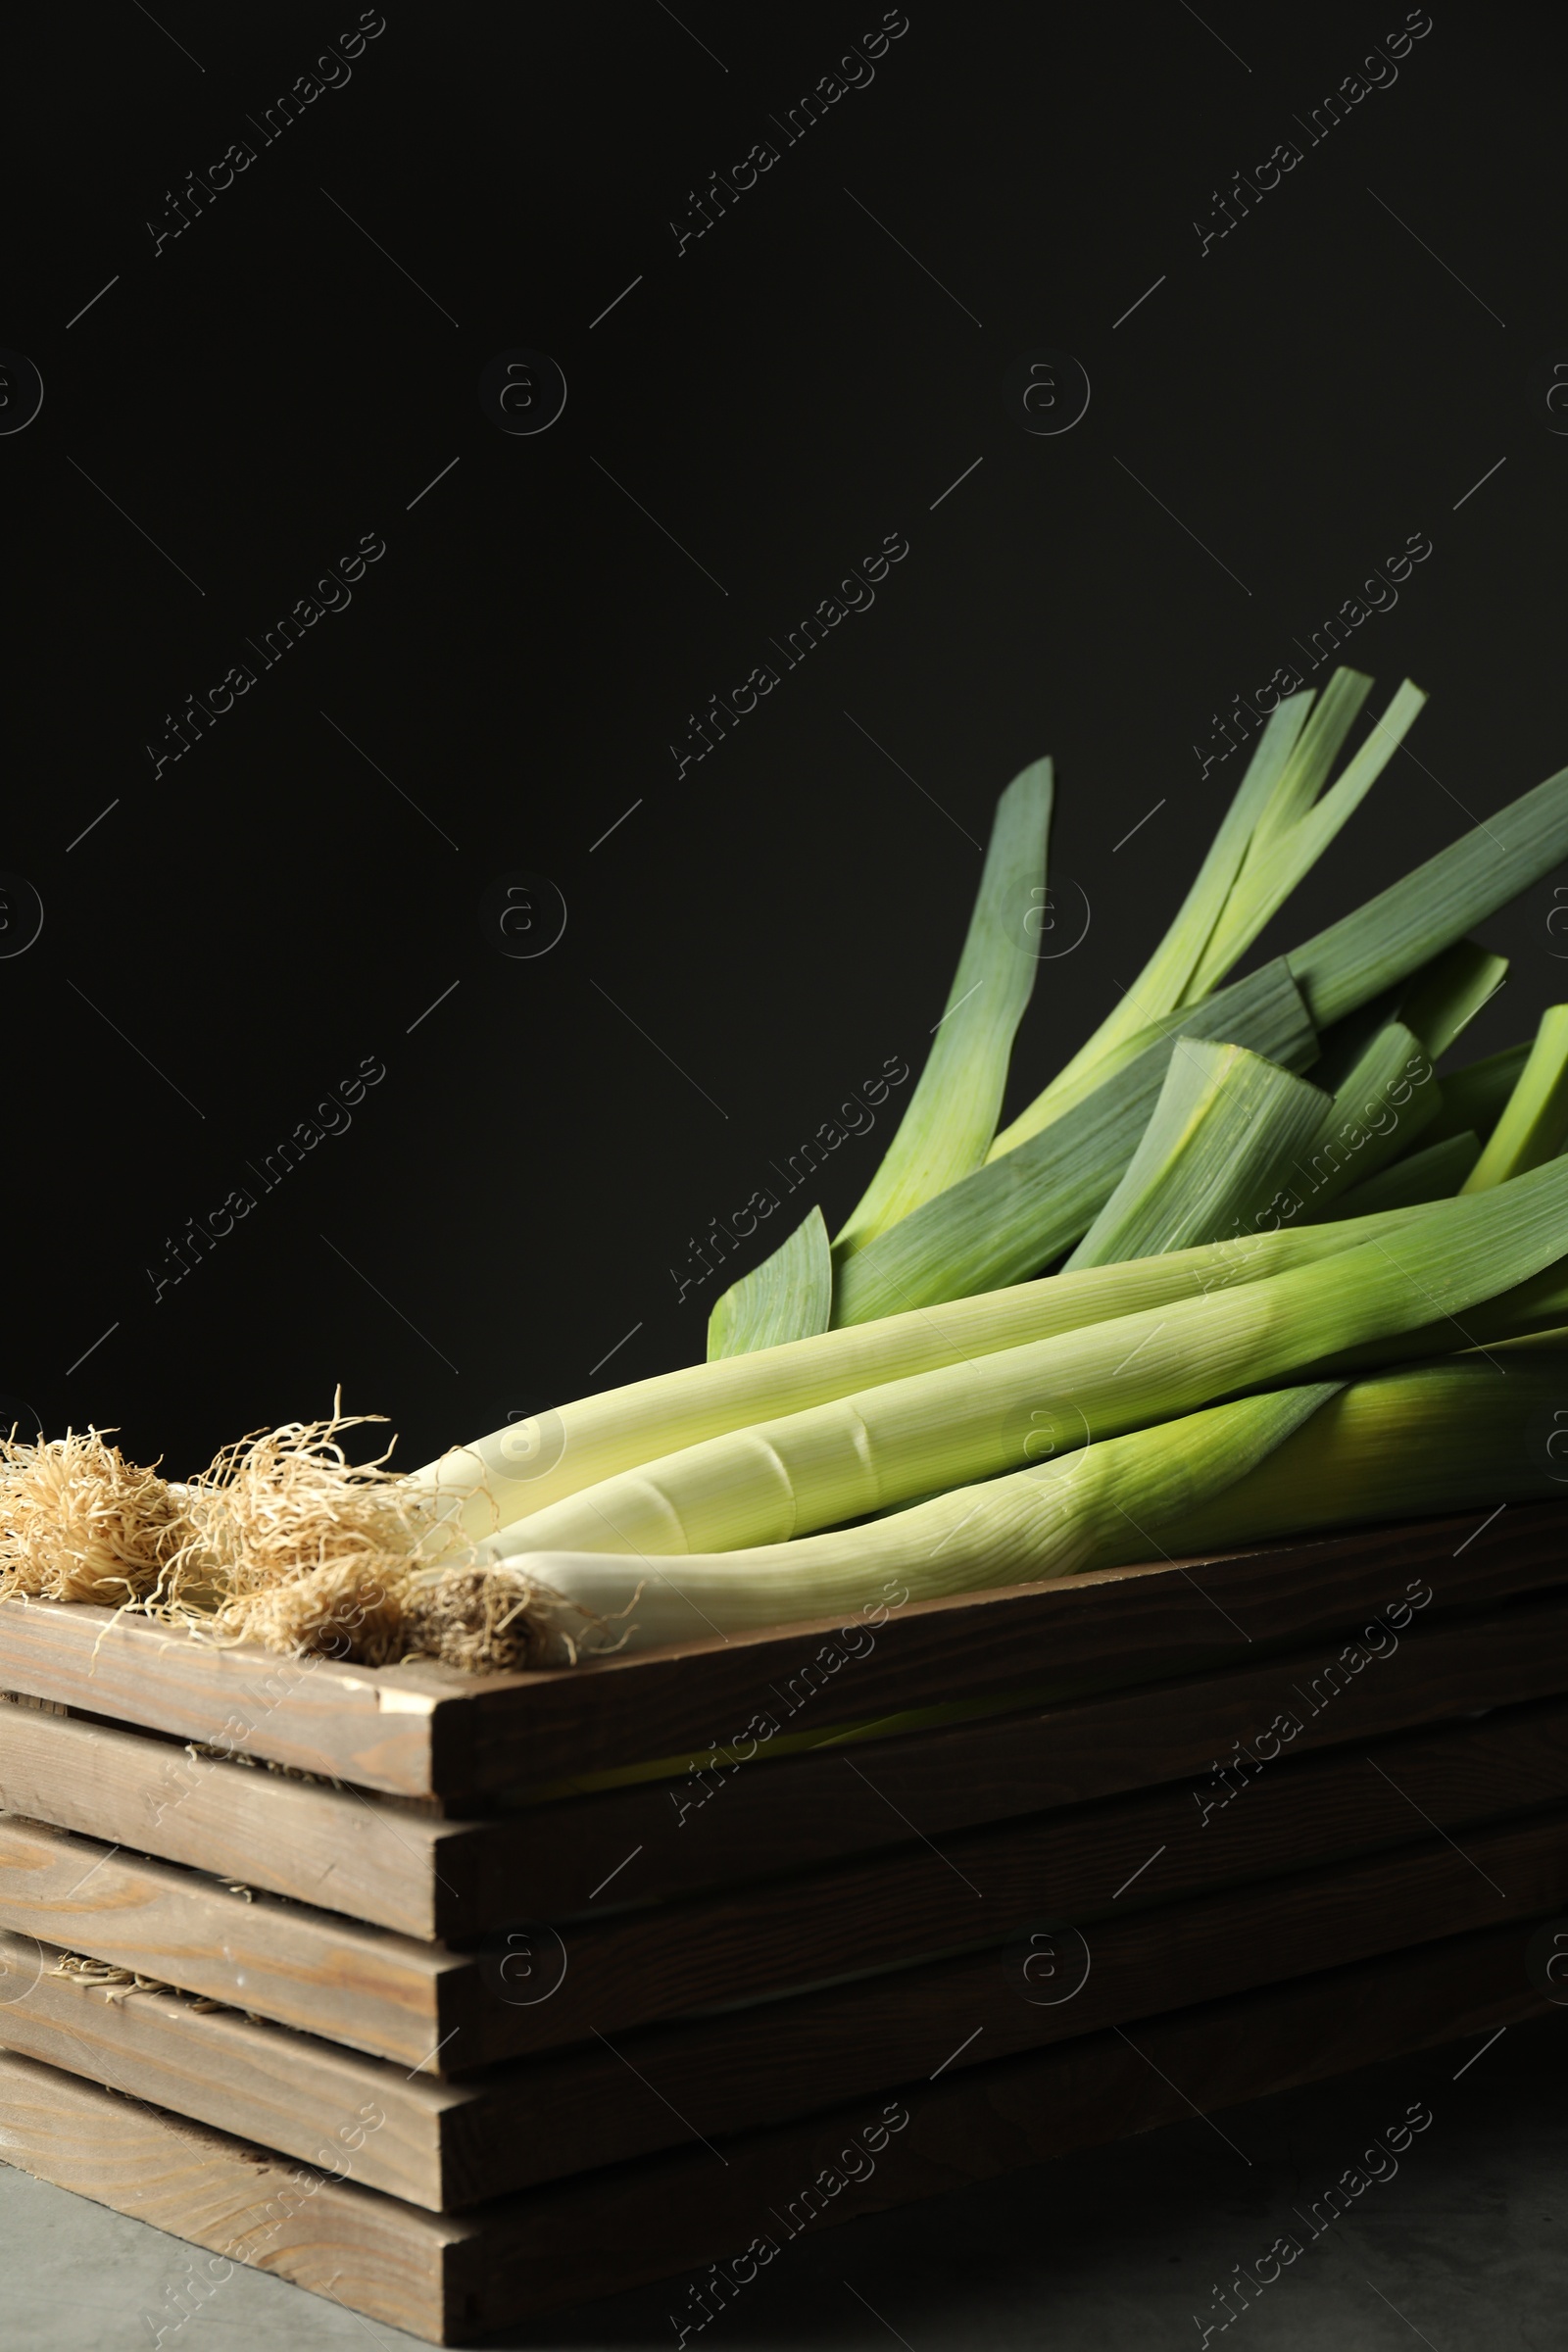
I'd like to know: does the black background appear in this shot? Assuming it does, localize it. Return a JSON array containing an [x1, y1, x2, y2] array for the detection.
[[5, 0, 1566, 1480]]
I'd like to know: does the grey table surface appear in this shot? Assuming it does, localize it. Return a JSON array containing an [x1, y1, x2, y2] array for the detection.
[[2, 2011, 1562, 2351]]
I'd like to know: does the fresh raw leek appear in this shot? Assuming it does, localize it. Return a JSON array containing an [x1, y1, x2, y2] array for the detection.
[[833, 757, 1053, 1254], [1422, 1044, 1531, 1150], [704, 1207, 832, 1359], [476, 1384, 1339, 1656], [19, 656, 1568, 1682], [414, 1196, 1447, 1540], [1287, 762, 1568, 1029], [1183, 678, 1428, 998], [833, 957, 1315, 1324], [838, 755, 1568, 1322], [1395, 939, 1508, 1061], [1309, 938, 1505, 1093], [476, 1337, 1568, 1660], [1274, 1255, 1568, 1382], [493, 1157, 1568, 1560], [993, 697, 1314, 1145], [1292, 1021, 1441, 1218]]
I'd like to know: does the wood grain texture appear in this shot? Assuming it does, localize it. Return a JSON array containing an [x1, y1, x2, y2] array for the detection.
[[0, 1704, 456, 1938], [450, 1697, 1568, 2061], [4, 1699, 1565, 2077], [0, 2046, 464, 2340], [0, 1933, 463, 2208], [0, 1923, 1556, 2343], [10, 1585, 1568, 1936], [0, 1815, 459, 2067], [1, 1499, 1563, 1796], [4, 1699, 1566, 2078], [4, 1739, 1565, 2199], [0, 1600, 448, 1793], [461, 1921, 1559, 2337]]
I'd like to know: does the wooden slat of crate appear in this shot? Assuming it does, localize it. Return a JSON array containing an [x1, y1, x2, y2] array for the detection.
[[0, 1500, 1560, 1797], [0, 1700, 454, 1939], [0, 1932, 458, 2208], [3, 1797, 1565, 2205], [0, 2043, 460, 2338], [0, 1922, 1555, 2344], [0, 1816, 460, 2068], [9, 1584, 1568, 1937], [439, 1810, 1568, 2191], [3, 1700, 1565, 2075], [502, 1581, 1568, 1917], [0, 1603, 446, 1792]]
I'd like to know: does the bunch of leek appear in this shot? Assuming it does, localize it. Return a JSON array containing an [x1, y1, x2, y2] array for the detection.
[[407, 665, 1568, 1664]]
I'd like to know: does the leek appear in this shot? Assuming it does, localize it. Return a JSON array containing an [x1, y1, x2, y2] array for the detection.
[[1422, 1043, 1531, 1150], [1184, 678, 1427, 997], [1287, 762, 1568, 1029], [415, 1197, 1446, 1541], [997, 696, 1314, 1139], [838, 757, 1568, 1322], [705, 1207, 832, 1359], [494, 1157, 1568, 1560], [1397, 939, 1508, 1060], [706, 758, 1052, 1357], [1309, 938, 1505, 1093], [1279, 1255, 1568, 1382], [1292, 1021, 1442, 1218], [833, 757, 1053, 1254], [477, 1342, 1568, 1660], [479, 1384, 1338, 1656]]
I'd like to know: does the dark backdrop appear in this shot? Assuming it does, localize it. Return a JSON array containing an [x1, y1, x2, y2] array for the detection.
[[5, 1, 1565, 1476]]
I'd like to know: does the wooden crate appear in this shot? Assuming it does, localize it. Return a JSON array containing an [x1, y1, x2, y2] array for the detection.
[[2, 1499, 1566, 2339], [0, 1927, 1558, 2342]]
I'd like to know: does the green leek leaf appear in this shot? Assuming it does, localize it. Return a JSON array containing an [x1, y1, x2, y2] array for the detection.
[[1333, 1129, 1480, 1217], [706, 1205, 831, 1358], [1065, 1040, 1328, 1270], [835, 756, 1054, 1254], [1291, 1021, 1442, 1217], [1462, 1004, 1568, 1190], [1313, 938, 1506, 1093], [993, 671, 1424, 1157], [1186, 678, 1427, 997], [1152, 1349, 1568, 1557], [833, 957, 1316, 1323], [1421, 1043, 1531, 1150], [1288, 761, 1568, 1027], [994, 697, 1313, 1146]]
